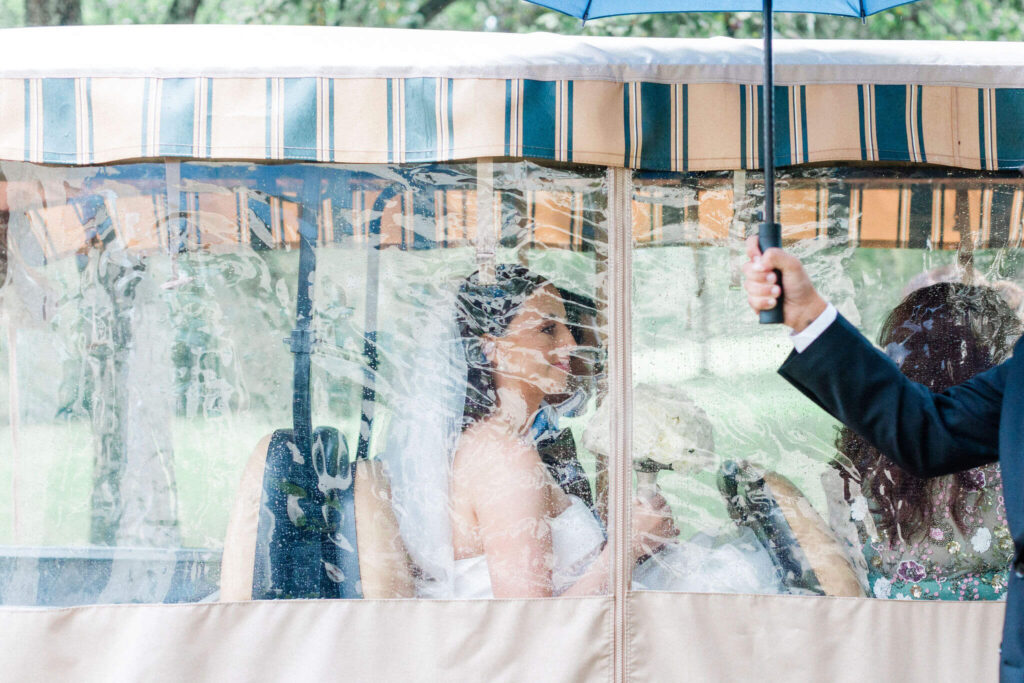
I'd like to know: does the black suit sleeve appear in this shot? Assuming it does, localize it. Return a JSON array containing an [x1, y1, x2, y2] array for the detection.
[[779, 313, 1004, 478]]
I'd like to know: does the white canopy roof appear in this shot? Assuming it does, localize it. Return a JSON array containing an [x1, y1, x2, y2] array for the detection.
[[0, 25, 1022, 88]]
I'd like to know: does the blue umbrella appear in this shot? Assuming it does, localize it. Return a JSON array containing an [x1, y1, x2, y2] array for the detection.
[[527, 0, 922, 20], [523, 0, 925, 322]]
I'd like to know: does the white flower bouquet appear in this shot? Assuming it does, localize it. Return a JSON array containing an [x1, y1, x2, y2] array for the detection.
[[582, 383, 716, 483]]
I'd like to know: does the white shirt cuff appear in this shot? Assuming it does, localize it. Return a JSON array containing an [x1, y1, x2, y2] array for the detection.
[[790, 303, 837, 353]]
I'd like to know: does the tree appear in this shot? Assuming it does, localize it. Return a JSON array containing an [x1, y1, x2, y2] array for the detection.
[[5, 0, 1024, 41], [166, 0, 202, 23], [24, 0, 80, 25]]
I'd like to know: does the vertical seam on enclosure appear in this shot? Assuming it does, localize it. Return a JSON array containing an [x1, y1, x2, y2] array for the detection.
[[475, 159, 496, 284], [608, 166, 632, 683], [165, 160, 182, 253]]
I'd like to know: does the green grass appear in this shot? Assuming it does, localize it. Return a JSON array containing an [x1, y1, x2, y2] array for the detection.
[[0, 414, 282, 547]]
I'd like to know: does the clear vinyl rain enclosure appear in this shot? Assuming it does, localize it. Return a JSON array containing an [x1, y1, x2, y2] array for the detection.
[[0, 24, 1021, 682]]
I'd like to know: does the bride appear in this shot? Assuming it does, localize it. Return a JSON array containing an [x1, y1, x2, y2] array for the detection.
[[381, 264, 783, 599]]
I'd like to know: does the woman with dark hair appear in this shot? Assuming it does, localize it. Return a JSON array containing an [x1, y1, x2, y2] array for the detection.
[[383, 263, 785, 599], [447, 264, 677, 597], [826, 282, 1020, 601]]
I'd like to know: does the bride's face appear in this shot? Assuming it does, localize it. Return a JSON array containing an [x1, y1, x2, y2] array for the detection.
[[487, 285, 576, 397]]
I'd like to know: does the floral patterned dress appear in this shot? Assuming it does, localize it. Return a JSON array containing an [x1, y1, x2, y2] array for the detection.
[[823, 464, 1012, 601]]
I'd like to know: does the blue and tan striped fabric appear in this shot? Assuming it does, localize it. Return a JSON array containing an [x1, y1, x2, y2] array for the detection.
[[19, 183, 603, 262], [3, 77, 1024, 172], [19, 176, 1019, 265], [632, 180, 1024, 250]]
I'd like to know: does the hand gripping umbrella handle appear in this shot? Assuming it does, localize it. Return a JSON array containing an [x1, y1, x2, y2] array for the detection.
[[758, 221, 784, 325]]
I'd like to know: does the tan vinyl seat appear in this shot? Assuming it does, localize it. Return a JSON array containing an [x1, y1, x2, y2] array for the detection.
[[761, 472, 865, 598]]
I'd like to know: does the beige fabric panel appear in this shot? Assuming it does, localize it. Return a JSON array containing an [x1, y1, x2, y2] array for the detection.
[[628, 591, 1004, 682], [0, 597, 612, 682], [208, 78, 268, 161], [0, 79, 24, 162], [571, 80, 626, 169], [0, 577, 1006, 682]]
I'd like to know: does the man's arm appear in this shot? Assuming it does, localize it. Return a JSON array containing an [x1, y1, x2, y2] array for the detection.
[[780, 311, 1002, 477], [742, 236, 1003, 477]]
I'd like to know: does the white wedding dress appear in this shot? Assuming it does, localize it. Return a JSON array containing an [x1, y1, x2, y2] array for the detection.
[[632, 525, 784, 594], [453, 495, 607, 598], [450, 494, 784, 598]]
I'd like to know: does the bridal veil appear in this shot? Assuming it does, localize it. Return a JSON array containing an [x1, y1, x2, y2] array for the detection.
[[378, 283, 467, 598]]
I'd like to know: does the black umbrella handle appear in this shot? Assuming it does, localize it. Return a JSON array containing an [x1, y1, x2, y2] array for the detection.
[[758, 221, 784, 325], [762, 0, 776, 228], [758, 0, 782, 325]]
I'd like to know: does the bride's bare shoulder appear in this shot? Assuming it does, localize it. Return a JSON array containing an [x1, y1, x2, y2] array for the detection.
[[454, 420, 543, 478]]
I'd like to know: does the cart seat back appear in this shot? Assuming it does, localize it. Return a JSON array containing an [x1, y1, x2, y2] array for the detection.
[[221, 429, 414, 600]]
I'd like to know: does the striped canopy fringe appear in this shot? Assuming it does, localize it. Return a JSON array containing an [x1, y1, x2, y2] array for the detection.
[[12, 173, 1022, 265], [4, 77, 1024, 172], [13, 183, 604, 264], [632, 178, 1024, 250]]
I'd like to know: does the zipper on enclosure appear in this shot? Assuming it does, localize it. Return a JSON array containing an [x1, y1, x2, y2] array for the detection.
[[607, 166, 633, 683]]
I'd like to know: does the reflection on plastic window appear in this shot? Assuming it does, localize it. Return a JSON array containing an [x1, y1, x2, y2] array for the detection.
[[0, 161, 308, 605], [377, 163, 612, 599], [629, 167, 1024, 600], [5, 158, 1018, 606], [0, 160, 613, 604]]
